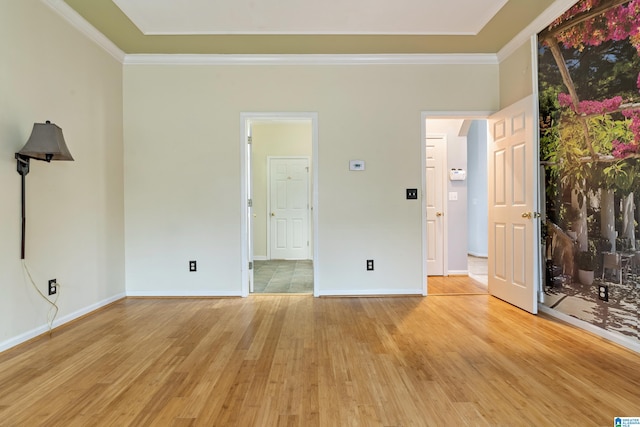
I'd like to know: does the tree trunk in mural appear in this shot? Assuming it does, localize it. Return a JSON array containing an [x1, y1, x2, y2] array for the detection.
[[572, 187, 588, 251], [601, 189, 617, 252], [636, 192, 640, 248], [623, 193, 635, 250]]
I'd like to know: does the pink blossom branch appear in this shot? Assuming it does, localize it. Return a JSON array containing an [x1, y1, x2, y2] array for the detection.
[[542, 0, 629, 40], [577, 102, 640, 118]]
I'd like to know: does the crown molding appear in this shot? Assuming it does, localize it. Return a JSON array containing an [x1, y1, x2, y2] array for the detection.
[[497, 0, 576, 62], [123, 53, 498, 66], [41, 0, 126, 63]]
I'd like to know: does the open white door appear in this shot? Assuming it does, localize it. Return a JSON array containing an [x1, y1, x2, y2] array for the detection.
[[247, 132, 254, 293], [488, 95, 539, 314]]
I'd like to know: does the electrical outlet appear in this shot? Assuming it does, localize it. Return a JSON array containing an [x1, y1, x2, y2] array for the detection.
[[598, 284, 609, 302], [189, 260, 197, 272], [367, 260, 374, 271], [48, 279, 57, 296], [406, 189, 418, 200]]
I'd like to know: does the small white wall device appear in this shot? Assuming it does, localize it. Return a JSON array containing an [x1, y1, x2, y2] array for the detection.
[[449, 168, 466, 181], [350, 160, 365, 171]]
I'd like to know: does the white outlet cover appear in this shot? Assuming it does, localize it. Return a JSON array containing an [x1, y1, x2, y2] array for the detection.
[[449, 191, 458, 201]]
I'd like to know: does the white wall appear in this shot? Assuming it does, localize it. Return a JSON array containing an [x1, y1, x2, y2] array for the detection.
[[123, 63, 499, 295], [467, 120, 488, 257], [252, 122, 313, 259], [425, 119, 469, 273], [0, 0, 125, 350]]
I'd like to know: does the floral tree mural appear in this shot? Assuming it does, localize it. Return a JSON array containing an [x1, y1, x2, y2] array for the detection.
[[538, 0, 640, 341]]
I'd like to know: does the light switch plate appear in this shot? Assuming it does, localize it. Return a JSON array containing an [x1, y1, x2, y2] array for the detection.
[[449, 192, 458, 201]]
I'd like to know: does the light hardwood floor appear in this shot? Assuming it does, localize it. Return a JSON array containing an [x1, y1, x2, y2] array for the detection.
[[428, 275, 488, 295], [1, 293, 639, 425]]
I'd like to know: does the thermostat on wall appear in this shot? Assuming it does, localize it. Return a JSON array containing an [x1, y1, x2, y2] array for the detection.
[[449, 169, 466, 181], [350, 160, 365, 171]]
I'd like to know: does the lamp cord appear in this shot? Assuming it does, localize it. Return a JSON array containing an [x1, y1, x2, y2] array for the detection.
[[21, 260, 59, 336], [20, 171, 26, 260]]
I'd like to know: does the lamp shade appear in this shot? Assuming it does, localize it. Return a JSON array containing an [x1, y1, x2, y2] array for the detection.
[[17, 121, 74, 162]]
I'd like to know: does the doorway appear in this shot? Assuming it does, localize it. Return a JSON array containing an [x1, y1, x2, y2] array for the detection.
[[424, 116, 489, 295], [240, 113, 319, 297], [423, 97, 540, 313]]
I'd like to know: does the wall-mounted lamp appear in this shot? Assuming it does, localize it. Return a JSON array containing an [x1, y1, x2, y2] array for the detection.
[[16, 121, 74, 259]]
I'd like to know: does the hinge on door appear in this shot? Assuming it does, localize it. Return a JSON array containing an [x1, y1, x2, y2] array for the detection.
[[249, 261, 253, 270], [248, 199, 253, 207], [307, 241, 309, 247], [248, 136, 252, 144], [305, 166, 309, 172]]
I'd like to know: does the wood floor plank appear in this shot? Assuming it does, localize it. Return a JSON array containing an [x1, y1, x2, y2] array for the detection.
[[0, 295, 639, 425], [428, 275, 488, 294]]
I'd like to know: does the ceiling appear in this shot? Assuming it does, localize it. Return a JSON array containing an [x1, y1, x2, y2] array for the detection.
[[111, 0, 510, 36], [61, 0, 561, 55]]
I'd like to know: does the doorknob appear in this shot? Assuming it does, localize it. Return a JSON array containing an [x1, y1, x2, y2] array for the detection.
[[436, 212, 443, 217], [271, 212, 275, 217], [521, 212, 532, 219]]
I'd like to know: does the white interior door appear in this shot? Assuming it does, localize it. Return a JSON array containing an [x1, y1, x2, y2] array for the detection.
[[269, 157, 310, 260], [426, 136, 446, 276], [488, 95, 538, 314]]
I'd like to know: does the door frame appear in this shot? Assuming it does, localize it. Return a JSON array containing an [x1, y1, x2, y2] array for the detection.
[[240, 112, 319, 297], [267, 155, 311, 260], [422, 111, 493, 295]]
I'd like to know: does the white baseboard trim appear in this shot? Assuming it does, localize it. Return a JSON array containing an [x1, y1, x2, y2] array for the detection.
[[0, 292, 126, 353], [253, 256, 267, 261], [126, 290, 242, 297], [539, 305, 640, 353], [448, 270, 468, 276], [317, 288, 423, 297]]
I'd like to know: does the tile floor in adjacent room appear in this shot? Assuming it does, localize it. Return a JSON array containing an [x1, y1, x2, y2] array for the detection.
[[468, 255, 488, 286], [253, 260, 313, 293]]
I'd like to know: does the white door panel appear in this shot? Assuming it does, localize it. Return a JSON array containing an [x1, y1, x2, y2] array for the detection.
[[247, 136, 254, 293], [488, 95, 538, 314], [426, 136, 446, 276], [269, 157, 310, 260]]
